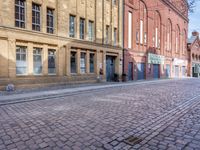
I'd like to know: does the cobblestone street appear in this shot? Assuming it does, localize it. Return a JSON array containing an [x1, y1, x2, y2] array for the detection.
[[0, 79, 200, 150]]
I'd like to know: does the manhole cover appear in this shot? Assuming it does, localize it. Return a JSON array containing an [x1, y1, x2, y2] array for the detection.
[[124, 136, 143, 146]]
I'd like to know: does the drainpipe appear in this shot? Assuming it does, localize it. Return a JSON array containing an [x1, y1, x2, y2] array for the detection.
[[122, 0, 125, 74]]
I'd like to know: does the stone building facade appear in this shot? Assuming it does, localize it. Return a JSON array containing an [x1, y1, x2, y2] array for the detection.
[[0, 0, 123, 89], [123, 0, 189, 80], [188, 31, 200, 77]]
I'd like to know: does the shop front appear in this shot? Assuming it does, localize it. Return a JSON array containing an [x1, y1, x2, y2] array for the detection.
[[173, 58, 188, 78], [148, 53, 165, 79], [192, 63, 200, 77]]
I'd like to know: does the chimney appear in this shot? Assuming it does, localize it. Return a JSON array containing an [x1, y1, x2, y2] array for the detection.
[[192, 31, 199, 36]]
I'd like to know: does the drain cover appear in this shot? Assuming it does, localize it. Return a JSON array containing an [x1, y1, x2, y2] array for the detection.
[[124, 136, 143, 146]]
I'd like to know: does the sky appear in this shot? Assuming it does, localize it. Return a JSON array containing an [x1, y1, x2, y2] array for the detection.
[[188, 1, 200, 37]]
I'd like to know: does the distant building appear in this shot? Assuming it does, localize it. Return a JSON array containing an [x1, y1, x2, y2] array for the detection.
[[188, 31, 200, 77], [123, 0, 189, 80], [0, 0, 123, 89]]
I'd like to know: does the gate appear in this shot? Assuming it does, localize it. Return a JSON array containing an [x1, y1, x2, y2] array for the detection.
[[106, 56, 115, 81], [166, 64, 171, 78], [175, 66, 179, 78], [137, 63, 145, 80], [182, 66, 186, 77], [128, 62, 133, 80], [153, 64, 159, 79]]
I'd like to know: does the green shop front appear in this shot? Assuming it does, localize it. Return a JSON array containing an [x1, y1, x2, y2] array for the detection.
[[148, 53, 165, 79], [192, 63, 200, 77]]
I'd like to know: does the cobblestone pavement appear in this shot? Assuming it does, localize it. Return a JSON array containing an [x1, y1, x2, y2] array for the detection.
[[0, 79, 200, 150]]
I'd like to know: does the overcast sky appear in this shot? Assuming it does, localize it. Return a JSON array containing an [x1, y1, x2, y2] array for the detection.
[[188, 1, 200, 37]]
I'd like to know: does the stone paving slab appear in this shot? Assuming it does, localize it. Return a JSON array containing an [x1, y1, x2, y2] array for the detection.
[[0, 78, 200, 150]]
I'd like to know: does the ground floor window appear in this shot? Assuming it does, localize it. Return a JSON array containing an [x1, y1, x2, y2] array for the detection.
[[33, 48, 42, 75], [80, 52, 86, 73], [16, 46, 27, 75], [71, 51, 77, 73], [90, 53, 95, 73], [48, 49, 56, 74]]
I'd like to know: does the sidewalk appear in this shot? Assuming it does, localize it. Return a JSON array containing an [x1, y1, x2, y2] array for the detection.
[[0, 78, 187, 104]]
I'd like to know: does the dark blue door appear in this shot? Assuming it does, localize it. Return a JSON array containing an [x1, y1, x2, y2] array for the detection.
[[137, 63, 145, 80], [106, 56, 115, 81], [166, 64, 171, 78], [128, 62, 133, 80], [153, 64, 159, 79]]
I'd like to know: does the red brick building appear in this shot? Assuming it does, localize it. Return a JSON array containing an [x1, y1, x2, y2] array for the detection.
[[123, 0, 189, 80], [188, 31, 200, 77]]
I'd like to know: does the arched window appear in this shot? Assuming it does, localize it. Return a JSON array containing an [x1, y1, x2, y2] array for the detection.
[[182, 29, 187, 54], [175, 25, 180, 53], [139, 1, 147, 45], [154, 11, 161, 48], [166, 19, 172, 51]]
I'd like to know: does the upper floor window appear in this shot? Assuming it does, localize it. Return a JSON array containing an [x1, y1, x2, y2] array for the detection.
[[139, 1, 147, 45], [32, 3, 41, 31], [80, 18, 85, 40], [88, 21, 94, 41], [166, 19, 172, 51], [105, 25, 110, 44], [175, 25, 180, 53], [114, 28, 117, 46], [47, 8, 54, 34], [113, 0, 117, 5], [128, 11, 132, 48], [15, 0, 25, 28], [154, 11, 161, 49], [69, 15, 76, 38], [182, 29, 187, 54]]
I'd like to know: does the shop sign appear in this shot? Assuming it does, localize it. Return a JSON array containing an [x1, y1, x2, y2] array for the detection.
[[173, 58, 187, 66], [148, 53, 165, 65]]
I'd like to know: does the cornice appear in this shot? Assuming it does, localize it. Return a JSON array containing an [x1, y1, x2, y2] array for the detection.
[[160, 0, 189, 22]]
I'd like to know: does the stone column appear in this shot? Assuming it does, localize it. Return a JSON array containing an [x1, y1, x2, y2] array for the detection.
[[43, 44, 48, 75], [86, 50, 90, 74], [103, 51, 106, 78], [8, 38, 16, 78], [76, 49, 81, 74], [66, 47, 71, 76], [95, 50, 100, 75], [27, 42, 33, 75], [26, 0, 32, 30]]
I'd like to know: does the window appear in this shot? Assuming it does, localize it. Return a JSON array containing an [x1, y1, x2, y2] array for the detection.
[[90, 53, 95, 73], [183, 29, 187, 54], [106, 25, 110, 44], [113, 0, 117, 5], [47, 8, 54, 34], [175, 25, 180, 53], [114, 28, 117, 46], [139, 1, 147, 45], [154, 11, 161, 48], [15, 0, 25, 28], [88, 21, 94, 41], [71, 51, 76, 73], [80, 18, 85, 39], [80, 52, 86, 74], [166, 19, 172, 51], [48, 49, 56, 74], [33, 48, 42, 75], [16, 46, 27, 75], [32, 3, 41, 31], [128, 12, 132, 48], [69, 15, 76, 37]]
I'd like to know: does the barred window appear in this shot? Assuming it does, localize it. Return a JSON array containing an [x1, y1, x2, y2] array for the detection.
[[16, 46, 27, 75], [48, 49, 56, 74], [15, 0, 25, 28], [69, 15, 76, 37], [47, 8, 54, 34], [32, 3, 41, 31], [80, 18, 85, 39], [33, 48, 42, 75]]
